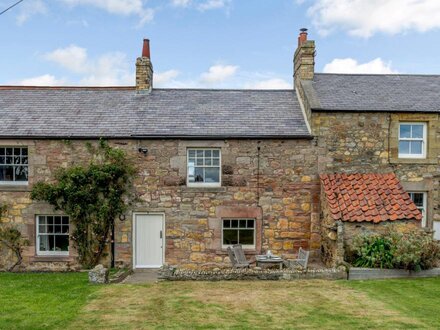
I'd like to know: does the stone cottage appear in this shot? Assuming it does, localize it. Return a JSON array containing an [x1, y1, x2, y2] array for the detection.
[[0, 30, 438, 271]]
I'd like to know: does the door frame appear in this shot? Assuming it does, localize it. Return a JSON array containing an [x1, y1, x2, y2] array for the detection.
[[132, 212, 165, 269]]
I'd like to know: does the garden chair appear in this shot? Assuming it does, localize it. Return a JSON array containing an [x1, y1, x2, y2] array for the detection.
[[227, 244, 251, 268], [289, 247, 310, 269]]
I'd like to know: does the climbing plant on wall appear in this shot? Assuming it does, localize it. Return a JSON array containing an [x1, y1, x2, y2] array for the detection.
[[31, 140, 136, 268], [0, 205, 30, 271]]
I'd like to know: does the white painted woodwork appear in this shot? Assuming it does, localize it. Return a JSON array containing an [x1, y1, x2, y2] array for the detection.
[[134, 214, 164, 268]]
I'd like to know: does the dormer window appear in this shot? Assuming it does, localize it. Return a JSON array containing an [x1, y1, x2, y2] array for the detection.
[[398, 123, 427, 159]]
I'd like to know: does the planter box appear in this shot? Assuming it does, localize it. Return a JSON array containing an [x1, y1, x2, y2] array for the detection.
[[349, 267, 440, 280]]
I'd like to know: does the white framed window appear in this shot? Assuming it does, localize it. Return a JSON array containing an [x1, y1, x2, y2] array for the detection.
[[222, 219, 255, 249], [409, 192, 427, 227], [398, 123, 427, 158], [36, 215, 70, 256], [0, 147, 28, 184], [187, 148, 221, 187]]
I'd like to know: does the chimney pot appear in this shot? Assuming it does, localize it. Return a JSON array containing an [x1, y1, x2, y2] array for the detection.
[[142, 39, 150, 58], [298, 28, 308, 47]]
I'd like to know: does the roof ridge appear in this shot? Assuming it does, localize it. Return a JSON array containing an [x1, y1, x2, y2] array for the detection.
[[315, 73, 440, 77], [0, 86, 294, 92]]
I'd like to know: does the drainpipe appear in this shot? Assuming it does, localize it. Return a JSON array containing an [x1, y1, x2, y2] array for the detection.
[[111, 221, 115, 269]]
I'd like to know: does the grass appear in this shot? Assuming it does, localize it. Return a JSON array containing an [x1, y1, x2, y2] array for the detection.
[[1, 273, 440, 329], [0, 272, 98, 330]]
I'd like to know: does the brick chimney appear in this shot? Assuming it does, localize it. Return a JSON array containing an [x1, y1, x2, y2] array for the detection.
[[136, 39, 153, 93], [293, 28, 315, 87]]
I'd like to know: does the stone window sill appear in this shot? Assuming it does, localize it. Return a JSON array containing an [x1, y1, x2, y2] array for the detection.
[[215, 249, 258, 256], [180, 186, 227, 193], [30, 256, 75, 263], [0, 184, 30, 192], [389, 158, 437, 165]]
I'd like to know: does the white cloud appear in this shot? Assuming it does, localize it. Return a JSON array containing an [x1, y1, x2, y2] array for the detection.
[[308, 0, 440, 38], [44, 45, 88, 74], [154, 70, 180, 86], [197, 0, 230, 11], [61, 0, 154, 25], [17, 74, 66, 86], [200, 64, 238, 83], [16, 0, 47, 25], [323, 58, 398, 74], [244, 78, 292, 89], [43, 45, 133, 86], [171, 0, 191, 7]]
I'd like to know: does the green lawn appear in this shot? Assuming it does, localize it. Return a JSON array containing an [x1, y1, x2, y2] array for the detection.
[[0, 272, 98, 330], [1, 273, 440, 329]]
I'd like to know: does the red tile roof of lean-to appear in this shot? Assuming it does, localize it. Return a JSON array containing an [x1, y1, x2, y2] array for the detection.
[[319, 173, 422, 223]]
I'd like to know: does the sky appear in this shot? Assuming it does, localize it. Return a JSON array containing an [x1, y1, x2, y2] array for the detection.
[[1, 0, 440, 89]]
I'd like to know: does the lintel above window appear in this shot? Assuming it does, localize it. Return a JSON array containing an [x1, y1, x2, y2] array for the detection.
[[187, 148, 221, 187]]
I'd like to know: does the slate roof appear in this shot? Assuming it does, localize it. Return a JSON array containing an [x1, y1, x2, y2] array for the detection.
[[302, 73, 440, 112], [0, 87, 310, 139], [320, 173, 422, 223]]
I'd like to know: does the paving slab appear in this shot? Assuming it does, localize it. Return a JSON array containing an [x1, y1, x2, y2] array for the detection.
[[123, 269, 159, 284]]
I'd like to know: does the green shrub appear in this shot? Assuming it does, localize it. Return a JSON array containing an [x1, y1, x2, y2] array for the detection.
[[350, 226, 440, 270], [351, 234, 395, 269]]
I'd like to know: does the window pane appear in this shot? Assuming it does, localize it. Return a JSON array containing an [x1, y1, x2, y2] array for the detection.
[[205, 167, 219, 183], [21, 157, 28, 165], [5, 148, 12, 156], [15, 166, 28, 181], [39, 235, 50, 251], [62, 225, 69, 234], [223, 219, 230, 228], [231, 220, 238, 228], [239, 230, 254, 245], [13, 148, 20, 155], [62, 216, 69, 225], [196, 150, 204, 157], [400, 124, 411, 138], [39, 216, 46, 225], [205, 150, 212, 157], [47, 216, 54, 224], [399, 141, 410, 154], [196, 158, 204, 166], [239, 219, 247, 228], [0, 157, 4, 164], [410, 141, 423, 155], [247, 220, 254, 228], [213, 150, 219, 157], [5, 156, 13, 164], [47, 224, 54, 234], [212, 158, 219, 166], [205, 158, 212, 166], [0, 148, 4, 155], [21, 148, 28, 156], [411, 193, 424, 207], [194, 167, 204, 182], [14, 156, 20, 164], [39, 225, 46, 233], [188, 150, 195, 157], [223, 230, 238, 245], [412, 125, 424, 139], [55, 236, 69, 252], [0, 166, 14, 181]]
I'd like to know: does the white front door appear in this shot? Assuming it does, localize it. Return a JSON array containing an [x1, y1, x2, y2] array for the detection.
[[134, 213, 164, 268]]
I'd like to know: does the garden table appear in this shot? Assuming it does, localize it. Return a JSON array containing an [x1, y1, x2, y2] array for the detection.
[[256, 255, 284, 270]]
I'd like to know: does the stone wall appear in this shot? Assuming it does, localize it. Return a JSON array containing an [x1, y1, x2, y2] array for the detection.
[[0, 138, 321, 270], [312, 111, 440, 231]]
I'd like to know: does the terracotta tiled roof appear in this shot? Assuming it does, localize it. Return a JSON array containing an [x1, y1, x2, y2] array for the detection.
[[320, 173, 422, 223]]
